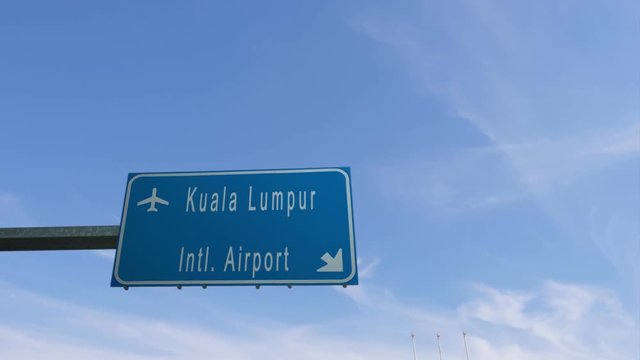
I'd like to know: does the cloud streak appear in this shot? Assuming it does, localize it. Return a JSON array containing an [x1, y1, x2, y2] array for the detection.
[[342, 280, 638, 360], [0, 192, 37, 227], [3, 279, 635, 360], [357, 0, 640, 301]]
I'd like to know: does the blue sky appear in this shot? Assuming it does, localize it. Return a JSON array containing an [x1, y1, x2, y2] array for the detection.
[[0, 1, 638, 359]]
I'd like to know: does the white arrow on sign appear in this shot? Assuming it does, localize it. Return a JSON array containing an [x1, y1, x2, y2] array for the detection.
[[317, 248, 343, 272]]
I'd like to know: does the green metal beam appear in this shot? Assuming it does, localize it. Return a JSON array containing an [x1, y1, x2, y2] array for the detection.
[[0, 226, 118, 251]]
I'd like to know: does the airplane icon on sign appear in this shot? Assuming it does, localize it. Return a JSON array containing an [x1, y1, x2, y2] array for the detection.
[[137, 188, 169, 212]]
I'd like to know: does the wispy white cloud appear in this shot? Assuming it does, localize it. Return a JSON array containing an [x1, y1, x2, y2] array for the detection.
[[0, 192, 37, 227], [0, 325, 156, 360], [376, 124, 638, 215], [376, 147, 524, 213], [459, 281, 637, 359], [0, 282, 400, 360], [589, 209, 640, 302], [340, 280, 638, 360], [357, 0, 640, 296], [357, 256, 381, 279], [0, 279, 636, 360], [496, 125, 639, 194], [91, 249, 115, 261], [357, 0, 638, 197]]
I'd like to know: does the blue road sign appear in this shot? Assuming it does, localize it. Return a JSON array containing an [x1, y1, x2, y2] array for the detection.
[[111, 168, 357, 287]]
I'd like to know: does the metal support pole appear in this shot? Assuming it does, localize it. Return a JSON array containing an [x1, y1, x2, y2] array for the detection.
[[436, 333, 442, 360], [463, 332, 470, 360], [410, 333, 417, 360], [0, 226, 118, 251]]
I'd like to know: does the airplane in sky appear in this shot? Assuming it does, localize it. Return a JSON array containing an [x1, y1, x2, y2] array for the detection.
[[137, 187, 169, 212]]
